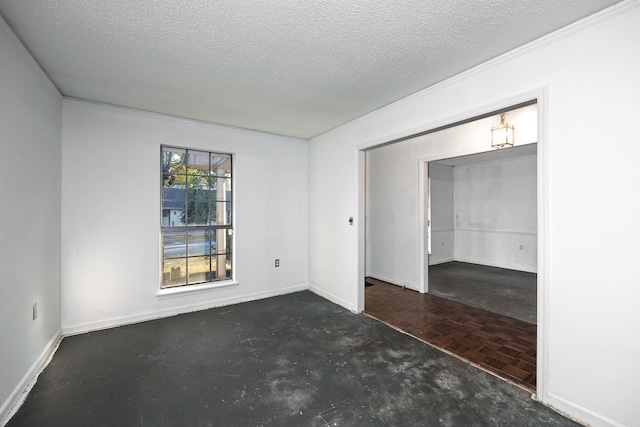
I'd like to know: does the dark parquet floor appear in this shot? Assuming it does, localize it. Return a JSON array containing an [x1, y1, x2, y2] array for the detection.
[[364, 278, 537, 391]]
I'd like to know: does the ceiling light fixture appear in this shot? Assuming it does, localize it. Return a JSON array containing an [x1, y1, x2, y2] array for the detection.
[[491, 113, 515, 149]]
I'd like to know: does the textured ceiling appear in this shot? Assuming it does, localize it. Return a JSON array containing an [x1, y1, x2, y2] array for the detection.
[[0, 0, 622, 139]]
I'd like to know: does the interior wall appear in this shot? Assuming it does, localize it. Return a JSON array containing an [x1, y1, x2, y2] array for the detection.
[[454, 155, 537, 272], [364, 146, 418, 288], [61, 99, 310, 333], [364, 105, 537, 290], [428, 163, 455, 265], [0, 18, 62, 421], [310, 3, 640, 426]]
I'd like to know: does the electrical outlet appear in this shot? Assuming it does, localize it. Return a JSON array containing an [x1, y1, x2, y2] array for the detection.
[[519, 245, 524, 250], [275, 259, 280, 267], [33, 303, 38, 320]]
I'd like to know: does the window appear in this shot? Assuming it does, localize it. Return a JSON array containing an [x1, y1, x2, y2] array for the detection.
[[161, 146, 233, 288]]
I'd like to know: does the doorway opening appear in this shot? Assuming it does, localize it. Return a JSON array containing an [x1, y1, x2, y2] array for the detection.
[[361, 100, 542, 392]]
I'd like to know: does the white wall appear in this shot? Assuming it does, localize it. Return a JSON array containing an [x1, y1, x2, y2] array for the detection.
[[429, 163, 455, 265], [310, 3, 640, 426], [0, 18, 62, 422], [364, 105, 537, 290], [364, 145, 420, 288], [61, 100, 309, 333], [454, 155, 537, 272]]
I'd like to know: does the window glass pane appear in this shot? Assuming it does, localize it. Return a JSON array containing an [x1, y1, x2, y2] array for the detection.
[[187, 174, 210, 191], [211, 154, 231, 176], [185, 175, 211, 225], [225, 201, 232, 225], [187, 230, 211, 256], [211, 229, 225, 255], [224, 232, 233, 279], [187, 256, 210, 284], [225, 231, 233, 259], [163, 257, 186, 288], [211, 253, 232, 280], [221, 251, 232, 279], [162, 208, 185, 227], [186, 150, 210, 176], [211, 201, 232, 225], [213, 177, 232, 201], [224, 259, 232, 279], [188, 194, 211, 224], [162, 148, 186, 187], [210, 256, 218, 279], [163, 231, 187, 258], [162, 187, 186, 226], [208, 229, 217, 255]]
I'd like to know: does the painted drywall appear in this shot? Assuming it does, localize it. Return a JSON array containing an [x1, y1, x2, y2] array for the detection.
[[364, 105, 537, 290], [0, 18, 62, 422], [429, 163, 455, 265], [454, 155, 537, 272], [310, 3, 640, 426], [364, 145, 420, 289], [61, 100, 309, 333]]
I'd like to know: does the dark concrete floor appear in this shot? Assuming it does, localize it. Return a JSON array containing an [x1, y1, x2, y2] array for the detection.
[[429, 262, 537, 324], [7, 291, 575, 426]]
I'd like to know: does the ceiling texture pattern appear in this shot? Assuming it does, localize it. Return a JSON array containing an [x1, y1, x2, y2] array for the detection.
[[0, 0, 622, 138]]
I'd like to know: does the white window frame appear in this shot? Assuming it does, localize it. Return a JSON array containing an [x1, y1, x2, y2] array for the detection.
[[160, 145, 234, 290]]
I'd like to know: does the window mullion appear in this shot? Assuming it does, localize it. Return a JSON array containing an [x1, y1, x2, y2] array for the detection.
[[209, 153, 213, 280], [184, 151, 189, 284]]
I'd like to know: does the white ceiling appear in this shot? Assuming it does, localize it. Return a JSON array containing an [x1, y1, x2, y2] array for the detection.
[[0, 0, 621, 139]]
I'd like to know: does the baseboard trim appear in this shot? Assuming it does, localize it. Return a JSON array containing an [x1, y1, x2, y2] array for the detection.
[[1, 330, 62, 426], [364, 275, 419, 292], [545, 392, 622, 427], [62, 284, 309, 336], [428, 257, 455, 266], [308, 284, 355, 312], [453, 257, 537, 273]]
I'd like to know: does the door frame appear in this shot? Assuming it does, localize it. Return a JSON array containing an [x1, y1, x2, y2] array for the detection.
[[357, 87, 549, 401]]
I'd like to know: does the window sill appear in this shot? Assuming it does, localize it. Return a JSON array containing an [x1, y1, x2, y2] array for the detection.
[[157, 280, 238, 298]]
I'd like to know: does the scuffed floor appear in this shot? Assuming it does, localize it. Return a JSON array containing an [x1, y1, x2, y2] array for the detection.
[[8, 291, 576, 426], [429, 261, 537, 324]]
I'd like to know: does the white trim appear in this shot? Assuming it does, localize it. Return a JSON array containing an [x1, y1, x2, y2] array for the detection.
[[454, 228, 537, 237], [0, 330, 62, 426], [418, 160, 428, 293], [157, 280, 238, 298], [428, 256, 455, 266], [0, 16, 60, 97], [545, 392, 624, 427], [536, 87, 550, 404], [365, 275, 419, 292], [449, 153, 538, 168], [355, 149, 367, 313], [308, 284, 356, 312], [452, 257, 536, 274], [63, 283, 308, 336]]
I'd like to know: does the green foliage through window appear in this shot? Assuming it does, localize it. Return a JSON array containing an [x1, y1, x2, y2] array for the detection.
[[161, 146, 233, 288]]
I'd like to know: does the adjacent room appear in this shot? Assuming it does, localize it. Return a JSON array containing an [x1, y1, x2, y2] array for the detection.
[[2, 1, 639, 426], [427, 144, 538, 324], [364, 104, 539, 390]]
